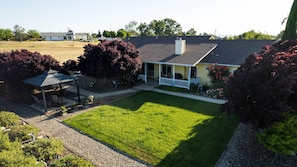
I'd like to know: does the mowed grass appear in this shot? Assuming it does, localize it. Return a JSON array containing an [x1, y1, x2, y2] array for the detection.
[[0, 41, 97, 63], [64, 91, 238, 166]]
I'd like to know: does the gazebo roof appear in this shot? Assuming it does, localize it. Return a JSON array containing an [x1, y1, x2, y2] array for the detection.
[[23, 69, 75, 87]]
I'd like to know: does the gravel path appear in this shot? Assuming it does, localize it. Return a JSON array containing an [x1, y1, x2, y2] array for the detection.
[[216, 123, 297, 167], [0, 97, 149, 167]]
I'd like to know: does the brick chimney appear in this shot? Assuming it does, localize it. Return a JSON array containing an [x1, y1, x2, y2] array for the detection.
[[175, 38, 186, 55]]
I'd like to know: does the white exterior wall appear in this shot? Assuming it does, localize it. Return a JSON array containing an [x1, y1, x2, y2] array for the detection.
[[43, 36, 64, 41]]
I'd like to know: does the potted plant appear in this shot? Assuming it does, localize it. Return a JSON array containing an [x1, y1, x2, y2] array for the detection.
[[60, 106, 67, 116], [88, 95, 94, 104]]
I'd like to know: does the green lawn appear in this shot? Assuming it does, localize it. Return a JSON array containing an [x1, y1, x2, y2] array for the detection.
[[64, 91, 238, 166]]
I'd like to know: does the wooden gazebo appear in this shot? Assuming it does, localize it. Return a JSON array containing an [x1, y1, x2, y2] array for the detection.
[[23, 69, 81, 112]]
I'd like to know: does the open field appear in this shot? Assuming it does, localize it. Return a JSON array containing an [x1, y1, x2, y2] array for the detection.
[[0, 41, 97, 63], [64, 91, 239, 166]]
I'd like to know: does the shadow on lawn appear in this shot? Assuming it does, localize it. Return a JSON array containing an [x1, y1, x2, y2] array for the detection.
[[156, 116, 238, 167], [109, 91, 239, 166]]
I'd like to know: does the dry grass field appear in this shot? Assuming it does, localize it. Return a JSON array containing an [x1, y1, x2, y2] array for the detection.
[[0, 41, 98, 63]]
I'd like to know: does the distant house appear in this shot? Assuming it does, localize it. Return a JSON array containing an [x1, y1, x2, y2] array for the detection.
[[41, 32, 89, 41], [75, 33, 90, 41], [126, 36, 274, 89]]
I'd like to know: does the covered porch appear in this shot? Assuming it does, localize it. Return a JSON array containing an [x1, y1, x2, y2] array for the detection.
[[139, 62, 200, 90]]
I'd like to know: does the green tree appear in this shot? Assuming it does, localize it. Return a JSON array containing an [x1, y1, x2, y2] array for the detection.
[[117, 29, 127, 39], [124, 20, 139, 36], [27, 30, 40, 41], [226, 30, 274, 40], [0, 29, 13, 41], [150, 19, 165, 36], [185, 28, 197, 36], [137, 22, 154, 36], [282, 0, 297, 40], [163, 18, 183, 36], [110, 31, 116, 38], [103, 30, 111, 37], [13, 24, 26, 41]]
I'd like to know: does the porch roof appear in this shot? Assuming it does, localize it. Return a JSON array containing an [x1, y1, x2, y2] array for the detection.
[[139, 43, 217, 66]]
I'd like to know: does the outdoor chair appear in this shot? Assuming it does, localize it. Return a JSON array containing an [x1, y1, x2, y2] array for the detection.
[[31, 95, 44, 107]]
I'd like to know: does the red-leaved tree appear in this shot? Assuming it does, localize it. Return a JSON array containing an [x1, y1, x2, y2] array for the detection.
[[78, 40, 142, 85], [221, 40, 297, 128], [0, 49, 60, 98]]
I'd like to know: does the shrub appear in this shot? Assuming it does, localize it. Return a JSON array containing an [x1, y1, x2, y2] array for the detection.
[[257, 112, 297, 156], [0, 111, 19, 127], [0, 148, 40, 167], [206, 63, 230, 88], [50, 155, 94, 167], [0, 131, 40, 167], [221, 40, 297, 129], [7, 124, 40, 142], [0, 130, 12, 151], [206, 88, 224, 99], [23, 138, 64, 162]]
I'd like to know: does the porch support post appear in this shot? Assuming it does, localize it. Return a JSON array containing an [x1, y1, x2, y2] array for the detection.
[[144, 63, 148, 83], [172, 65, 175, 86], [159, 64, 161, 85], [41, 88, 47, 113], [76, 79, 81, 103], [187, 67, 191, 90]]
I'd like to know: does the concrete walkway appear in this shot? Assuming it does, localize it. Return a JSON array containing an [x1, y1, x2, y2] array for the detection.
[[0, 83, 226, 167], [67, 84, 227, 105]]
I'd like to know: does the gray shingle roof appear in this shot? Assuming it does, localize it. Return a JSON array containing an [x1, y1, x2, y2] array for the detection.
[[23, 69, 74, 87], [139, 43, 217, 66], [127, 36, 275, 66], [201, 40, 275, 65]]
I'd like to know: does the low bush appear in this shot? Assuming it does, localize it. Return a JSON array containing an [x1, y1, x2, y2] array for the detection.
[[23, 138, 65, 162], [50, 155, 94, 167], [0, 130, 12, 151], [257, 112, 297, 156], [8, 124, 40, 142], [0, 131, 40, 167], [206, 88, 224, 99], [0, 111, 19, 127]]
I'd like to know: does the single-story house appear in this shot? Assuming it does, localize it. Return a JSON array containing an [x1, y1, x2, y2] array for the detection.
[[126, 36, 274, 89], [75, 33, 90, 41], [41, 32, 90, 41]]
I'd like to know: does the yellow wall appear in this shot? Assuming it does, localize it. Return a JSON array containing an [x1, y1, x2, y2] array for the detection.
[[151, 63, 239, 85], [175, 65, 186, 78], [196, 64, 239, 85], [197, 64, 210, 84]]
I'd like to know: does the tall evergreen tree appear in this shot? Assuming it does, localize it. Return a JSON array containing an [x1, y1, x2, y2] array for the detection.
[[282, 0, 297, 40]]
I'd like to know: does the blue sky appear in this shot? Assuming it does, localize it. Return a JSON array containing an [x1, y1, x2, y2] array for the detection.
[[0, 0, 293, 36]]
